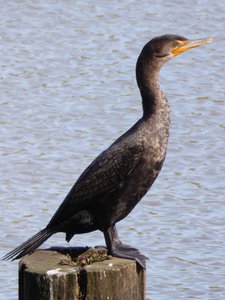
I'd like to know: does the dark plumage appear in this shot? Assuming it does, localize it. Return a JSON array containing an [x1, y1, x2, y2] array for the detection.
[[3, 35, 212, 268]]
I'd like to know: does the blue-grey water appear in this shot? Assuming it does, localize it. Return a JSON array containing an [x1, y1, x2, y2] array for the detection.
[[0, 1, 224, 299]]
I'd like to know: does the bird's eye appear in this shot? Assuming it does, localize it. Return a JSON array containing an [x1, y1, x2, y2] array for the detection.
[[174, 41, 180, 47]]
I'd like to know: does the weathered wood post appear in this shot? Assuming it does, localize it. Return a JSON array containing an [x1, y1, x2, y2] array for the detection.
[[19, 247, 146, 300]]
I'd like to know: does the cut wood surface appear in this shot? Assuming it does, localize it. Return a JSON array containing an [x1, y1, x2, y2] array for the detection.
[[19, 247, 146, 300]]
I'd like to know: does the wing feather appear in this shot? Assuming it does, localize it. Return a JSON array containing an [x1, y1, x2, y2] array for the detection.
[[48, 137, 144, 226]]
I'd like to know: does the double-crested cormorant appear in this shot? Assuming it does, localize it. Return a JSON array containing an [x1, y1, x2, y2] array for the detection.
[[3, 35, 212, 268]]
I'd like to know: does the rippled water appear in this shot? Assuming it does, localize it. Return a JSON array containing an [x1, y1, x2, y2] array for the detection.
[[1, 1, 224, 299]]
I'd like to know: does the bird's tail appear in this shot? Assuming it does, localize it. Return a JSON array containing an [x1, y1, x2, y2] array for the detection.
[[2, 227, 53, 261]]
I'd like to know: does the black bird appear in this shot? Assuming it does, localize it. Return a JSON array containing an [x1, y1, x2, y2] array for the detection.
[[3, 35, 212, 268]]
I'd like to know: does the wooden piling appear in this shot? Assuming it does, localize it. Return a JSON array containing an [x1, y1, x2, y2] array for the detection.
[[19, 247, 146, 300]]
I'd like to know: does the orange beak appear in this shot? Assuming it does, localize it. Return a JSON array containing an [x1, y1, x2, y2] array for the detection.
[[172, 37, 213, 57]]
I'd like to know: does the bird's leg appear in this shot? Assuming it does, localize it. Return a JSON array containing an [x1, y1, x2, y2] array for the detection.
[[103, 225, 147, 269]]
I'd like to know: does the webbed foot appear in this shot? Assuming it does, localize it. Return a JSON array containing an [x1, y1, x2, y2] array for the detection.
[[104, 225, 148, 269], [109, 242, 147, 269]]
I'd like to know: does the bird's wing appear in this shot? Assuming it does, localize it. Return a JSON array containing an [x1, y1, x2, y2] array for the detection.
[[48, 137, 144, 226]]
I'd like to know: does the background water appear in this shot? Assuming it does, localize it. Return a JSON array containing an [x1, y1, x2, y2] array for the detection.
[[0, 1, 224, 299]]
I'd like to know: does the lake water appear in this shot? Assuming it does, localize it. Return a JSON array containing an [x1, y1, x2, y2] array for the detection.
[[0, 1, 224, 299]]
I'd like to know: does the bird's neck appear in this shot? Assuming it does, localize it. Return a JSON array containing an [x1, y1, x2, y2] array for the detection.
[[136, 58, 164, 118], [140, 74, 162, 118]]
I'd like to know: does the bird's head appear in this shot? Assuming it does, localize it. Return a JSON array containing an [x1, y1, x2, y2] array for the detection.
[[140, 34, 213, 67]]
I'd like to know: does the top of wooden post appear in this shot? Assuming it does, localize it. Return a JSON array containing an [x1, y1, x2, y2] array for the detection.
[[19, 247, 146, 300]]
